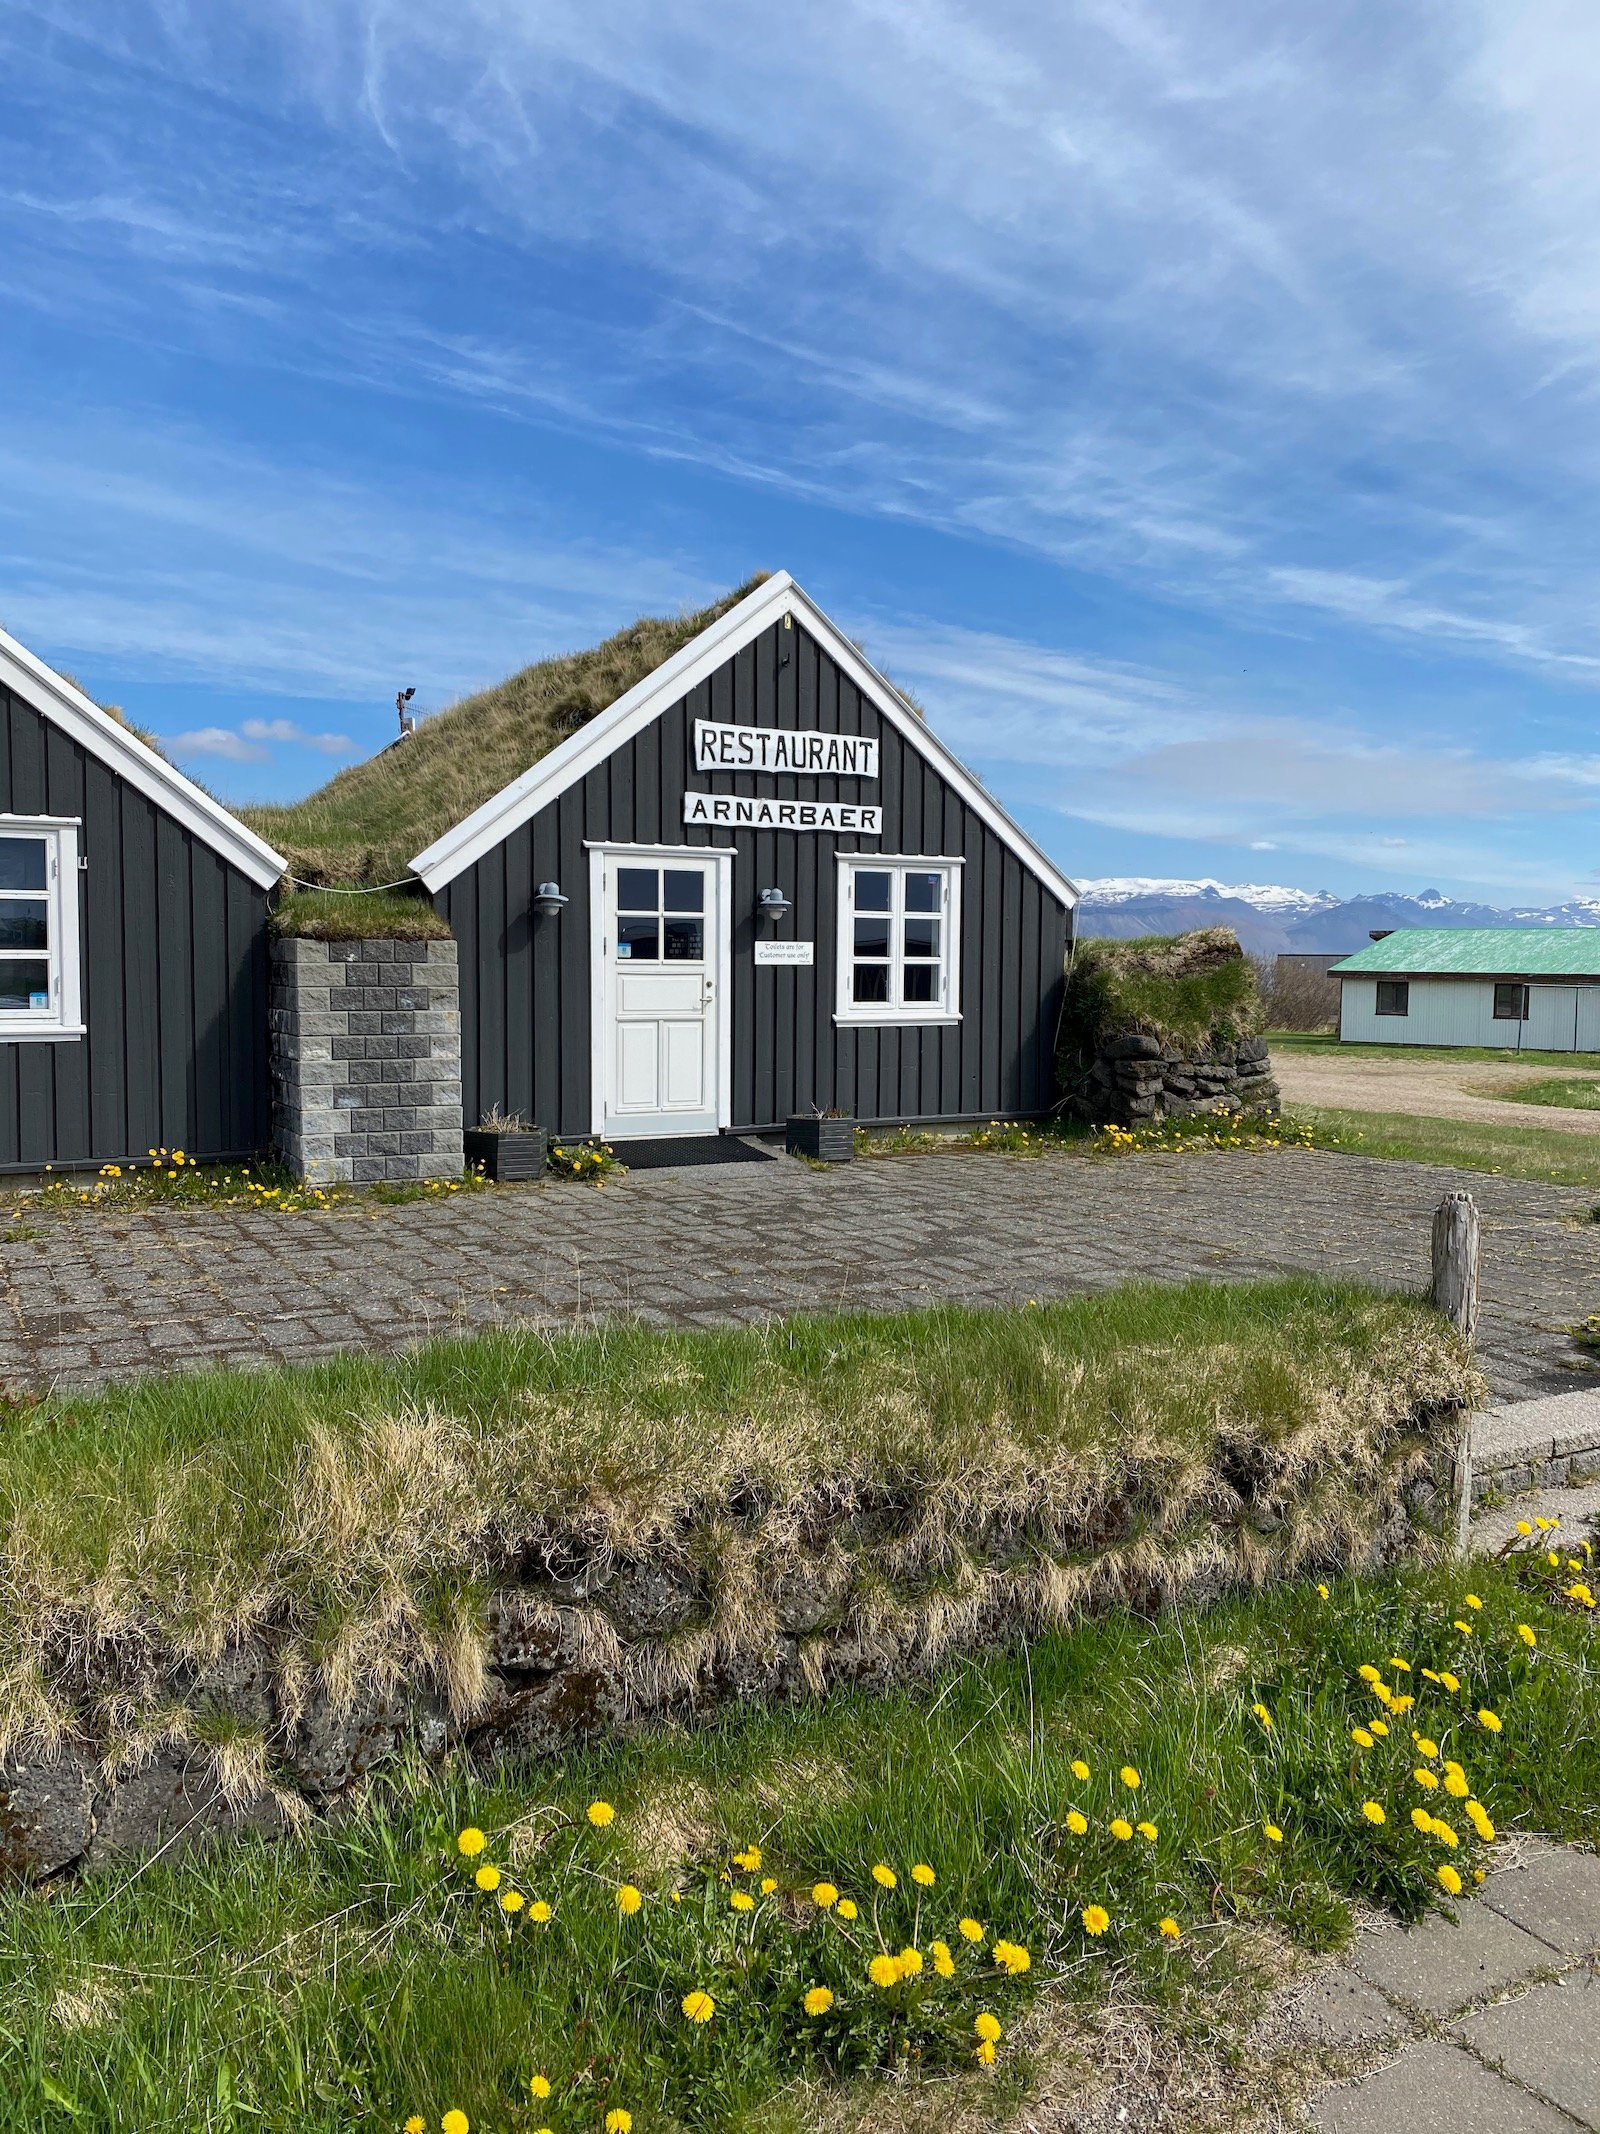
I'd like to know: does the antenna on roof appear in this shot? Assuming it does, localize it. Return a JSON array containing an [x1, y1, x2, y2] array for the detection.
[[396, 686, 416, 739]]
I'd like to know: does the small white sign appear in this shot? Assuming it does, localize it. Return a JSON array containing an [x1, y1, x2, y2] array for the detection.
[[695, 719, 879, 780], [754, 939, 814, 965], [683, 791, 882, 834]]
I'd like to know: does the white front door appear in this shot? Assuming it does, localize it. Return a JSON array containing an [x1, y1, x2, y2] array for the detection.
[[596, 852, 724, 1138]]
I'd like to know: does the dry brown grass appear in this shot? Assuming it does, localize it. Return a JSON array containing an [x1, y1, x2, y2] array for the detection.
[[241, 576, 768, 886]]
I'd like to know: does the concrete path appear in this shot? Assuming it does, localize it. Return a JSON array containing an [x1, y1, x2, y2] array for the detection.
[[1303, 1841, 1600, 2131], [3, 1143, 1600, 1396]]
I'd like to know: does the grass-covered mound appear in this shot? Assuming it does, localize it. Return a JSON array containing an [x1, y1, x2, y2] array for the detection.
[[0, 1283, 1476, 1768], [1062, 927, 1261, 1066], [241, 577, 768, 887], [1, 1550, 1592, 2133], [270, 886, 453, 941]]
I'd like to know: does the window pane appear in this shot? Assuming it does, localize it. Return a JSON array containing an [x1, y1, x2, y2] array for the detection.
[[0, 898, 48, 951], [616, 914, 659, 959], [617, 867, 658, 911], [0, 839, 46, 892], [1493, 983, 1527, 1021], [662, 870, 703, 913], [853, 963, 889, 1003], [902, 963, 938, 1004], [1375, 981, 1408, 1017], [904, 871, 942, 913], [0, 958, 49, 1010], [854, 914, 891, 959], [903, 917, 941, 959], [854, 870, 892, 911], [662, 916, 704, 960]]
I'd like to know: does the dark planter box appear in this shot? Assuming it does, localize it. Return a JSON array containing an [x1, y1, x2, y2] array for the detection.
[[464, 1127, 548, 1181], [786, 1115, 855, 1163]]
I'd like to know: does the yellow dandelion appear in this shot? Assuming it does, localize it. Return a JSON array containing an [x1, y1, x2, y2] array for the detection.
[[804, 1986, 834, 2016], [869, 1953, 901, 1988], [1120, 1765, 1141, 1789], [1110, 1817, 1134, 1841], [1317, 1583, 1330, 1599], [812, 1882, 838, 1909], [975, 2012, 1003, 2043], [837, 1898, 859, 1921], [587, 1800, 615, 1827], [616, 1884, 643, 1915], [1412, 1807, 1434, 1832], [1265, 1822, 1284, 1844], [760, 1877, 777, 1895], [1516, 1623, 1537, 1647], [1414, 1735, 1438, 1758], [1361, 1801, 1386, 1825], [1439, 1671, 1460, 1693], [1464, 1594, 1483, 1610], [501, 1890, 524, 1914], [1071, 1757, 1091, 1780], [1137, 1820, 1158, 1841], [528, 1899, 552, 1923], [1444, 1770, 1469, 1799], [1065, 1809, 1089, 1835], [975, 2038, 997, 2067], [994, 1939, 1031, 1975], [1413, 1768, 1439, 1790], [682, 1989, 715, 2024], [1159, 1916, 1181, 1940], [1351, 1726, 1374, 1748], [932, 1939, 955, 1977], [1370, 1720, 1390, 1737], [911, 1862, 936, 1887], [1516, 1520, 1533, 1536], [441, 2114, 469, 2134], [733, 1845, 762, 1872], [872, 1863, 897, 1889], [1453, 1620, 1473, 1637], [406, 2121, 426, 2133], [1251, 1702, 1273, 1728], [605, 2112, 632, 2134], [729, 1890, 755, 1911], [1478, 1708, 1503, 1733], [1437, 1862, 1463, 1895], [1430, 1818, 1460, 1849], [1082, 1904, 1110, 1936], [958, 1916, 985, 1943], [529, 2076, 552, 2101], [1389, 1656, 1411, 1672], [456, 1827, 486, 1857], [1358, 1664, 1381, 1684], [897, 1945, 923, 1977], [474, 1864, 501, 1892]]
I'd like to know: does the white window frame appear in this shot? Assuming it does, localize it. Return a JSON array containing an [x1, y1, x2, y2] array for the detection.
[[0, 815, 84, 1042], [835, 855, 962, 1026]]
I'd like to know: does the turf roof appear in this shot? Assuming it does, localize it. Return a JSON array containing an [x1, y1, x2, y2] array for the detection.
[[240, 576, 769, 888]]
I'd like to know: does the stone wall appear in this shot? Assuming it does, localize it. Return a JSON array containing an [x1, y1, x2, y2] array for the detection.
[[270, 936, 464, 1184], [1068, 1032, 1279, 1128], [0, 1421, 1462, 1878]]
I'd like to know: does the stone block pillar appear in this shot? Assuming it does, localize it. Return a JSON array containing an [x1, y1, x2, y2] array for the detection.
[[270, 937, 464, 1185]]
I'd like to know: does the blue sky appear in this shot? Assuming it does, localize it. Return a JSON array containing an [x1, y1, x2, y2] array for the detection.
[[4, 2, 1600, 901]]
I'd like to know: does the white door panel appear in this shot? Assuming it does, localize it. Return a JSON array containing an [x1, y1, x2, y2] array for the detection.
[[597, 853, 724, 1137]]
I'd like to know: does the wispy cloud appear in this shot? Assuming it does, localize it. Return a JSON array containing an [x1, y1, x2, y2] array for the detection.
[[170, 717, 358, 764]]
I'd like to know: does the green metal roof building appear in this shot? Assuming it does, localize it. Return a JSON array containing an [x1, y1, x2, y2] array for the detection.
[[1331, 928, 1600, 1049]]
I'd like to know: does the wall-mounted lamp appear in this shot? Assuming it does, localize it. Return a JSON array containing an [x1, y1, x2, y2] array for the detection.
[[535, 881, 569, 918], [757, 887, 792, 925]]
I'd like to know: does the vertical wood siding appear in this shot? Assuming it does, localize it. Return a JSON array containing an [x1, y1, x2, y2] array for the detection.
[[439, 621, 1070, 1136], [0, 680, 271, 1168]]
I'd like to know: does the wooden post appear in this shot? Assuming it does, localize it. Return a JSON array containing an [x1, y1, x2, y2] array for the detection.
[[1431, 1190, 1480, 1555]]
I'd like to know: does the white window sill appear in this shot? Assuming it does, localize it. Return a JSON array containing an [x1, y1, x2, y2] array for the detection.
[[0, 1023, 87, 1043], [833, 1012, 962, 1027]]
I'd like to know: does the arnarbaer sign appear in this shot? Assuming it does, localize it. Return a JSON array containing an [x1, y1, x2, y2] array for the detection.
[[682, 791, 882, 833]]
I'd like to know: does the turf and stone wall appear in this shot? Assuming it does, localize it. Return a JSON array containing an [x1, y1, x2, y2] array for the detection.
[[270, 936, 464, 1183]]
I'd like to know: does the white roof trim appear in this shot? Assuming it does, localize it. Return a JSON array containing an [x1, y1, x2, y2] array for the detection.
[[410, 572, 1078, 908], [0, 628, 287, 891]]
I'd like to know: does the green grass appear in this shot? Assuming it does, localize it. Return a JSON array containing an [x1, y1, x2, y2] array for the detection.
[[1288, 1105, 1600, 1188], [272, 887, 453, 940], [1268, 1030, 1600, 1069], [1, 1552, 1592, 2133], [0, 1282, 1474, 1775], [1062, 930, 1260, 1064], [1485, 1076, 1600, 1112]]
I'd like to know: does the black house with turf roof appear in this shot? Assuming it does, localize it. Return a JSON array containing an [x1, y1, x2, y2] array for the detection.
[[0, 625, 287, 1173], [408, 573, 1078, 1144]]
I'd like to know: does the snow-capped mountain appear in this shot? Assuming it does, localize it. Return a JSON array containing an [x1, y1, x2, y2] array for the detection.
[[1076, 879, 1600, 956]]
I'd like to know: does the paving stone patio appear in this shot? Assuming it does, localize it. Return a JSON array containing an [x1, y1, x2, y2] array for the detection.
[[3, 1144, 1600, 1394], [1304, 1840, 1600, 2132]]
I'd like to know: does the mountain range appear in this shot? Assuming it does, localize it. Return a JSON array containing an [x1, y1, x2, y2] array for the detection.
[[1076, 878, 1600, 956]]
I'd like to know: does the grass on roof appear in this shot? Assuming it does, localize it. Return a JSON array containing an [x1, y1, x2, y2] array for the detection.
[[270, 886, 452, 941], [239, 577, 769, 887], [1060, 929, 1262, 1065]]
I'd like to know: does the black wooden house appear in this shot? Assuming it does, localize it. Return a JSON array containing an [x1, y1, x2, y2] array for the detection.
[[0, 626, 286, 1172], [412, 574, 1077, 1143]]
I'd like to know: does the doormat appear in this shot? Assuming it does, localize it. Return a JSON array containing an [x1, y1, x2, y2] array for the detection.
[[604, 1134, 779, 1171]]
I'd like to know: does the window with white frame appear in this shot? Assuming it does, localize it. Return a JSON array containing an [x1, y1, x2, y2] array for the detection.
[[836, 858, 961, 1022], [0, 818, 83, 1039]]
